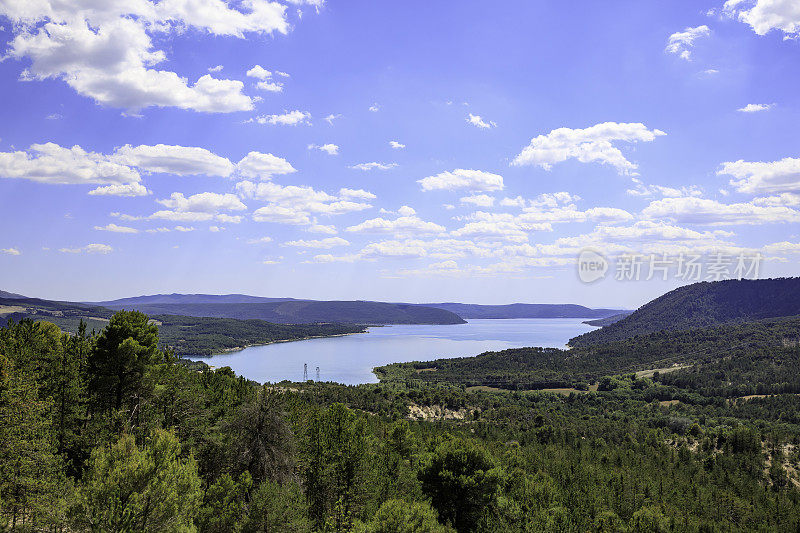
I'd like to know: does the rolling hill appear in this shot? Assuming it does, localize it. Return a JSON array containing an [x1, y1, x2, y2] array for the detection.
[[96, 298, 466, 325], [420, 302, 626, 319], [569, 277, 800, 347]]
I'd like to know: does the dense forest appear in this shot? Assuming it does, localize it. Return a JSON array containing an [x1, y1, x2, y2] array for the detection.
[[2, 301, 800, 531], [570, 277, 800, 347]]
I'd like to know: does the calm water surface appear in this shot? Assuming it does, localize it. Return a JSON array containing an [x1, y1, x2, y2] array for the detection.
[[188, 318, 595, 385]]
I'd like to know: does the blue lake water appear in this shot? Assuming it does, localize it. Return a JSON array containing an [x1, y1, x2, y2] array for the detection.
[[188, 318, 596, 385]]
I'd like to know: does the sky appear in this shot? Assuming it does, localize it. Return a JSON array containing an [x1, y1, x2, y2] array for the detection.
[[1, 0, 800, 308]]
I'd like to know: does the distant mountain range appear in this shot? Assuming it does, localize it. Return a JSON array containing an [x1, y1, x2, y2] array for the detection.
[[569, 277, 800, 347]]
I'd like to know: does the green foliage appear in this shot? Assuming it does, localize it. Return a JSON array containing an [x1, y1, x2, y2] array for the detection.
[[418, 439, 502, 532], [239, 479, 311, 533], [357, 499, 453, 533], [570, 277, 800, 347], [196, 472, 252, 533], [76, 429, 202, 532]]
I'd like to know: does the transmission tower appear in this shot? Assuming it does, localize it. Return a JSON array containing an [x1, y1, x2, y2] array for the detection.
[[303, 363, 308, 381], [315, 366, 320, 382]]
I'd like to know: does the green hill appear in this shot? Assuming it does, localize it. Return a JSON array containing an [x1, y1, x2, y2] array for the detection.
[[569, 277, 800, 347], [419, 302, 625, 319]]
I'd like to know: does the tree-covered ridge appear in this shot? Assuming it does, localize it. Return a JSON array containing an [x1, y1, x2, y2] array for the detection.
[[569, 277, 800, 347], [376, 316, 800, 392], [101, 299, 467, 325], [2, 310, 800, 531]]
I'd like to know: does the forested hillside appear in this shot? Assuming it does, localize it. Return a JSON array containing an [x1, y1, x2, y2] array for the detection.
[[570, 277, 800, 347], [2, 311, 800, 531], [100, 299, 466, 325], [418, 303, 625, 319]]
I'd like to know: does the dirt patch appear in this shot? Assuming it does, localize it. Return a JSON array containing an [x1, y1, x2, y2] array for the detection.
[[635, 364, 690, 379], [407, 403, 468, 421], [0, 305, 26, 315], [415, 367, 437, 373]]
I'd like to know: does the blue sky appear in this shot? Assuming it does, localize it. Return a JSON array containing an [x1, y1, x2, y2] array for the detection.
[[1, 0, 800, 307]]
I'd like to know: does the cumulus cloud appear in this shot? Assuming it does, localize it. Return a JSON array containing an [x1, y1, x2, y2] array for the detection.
[[94, 223, 139, 233], [718, 157, 800, 195], [346, 213, 446, 236], [511, 122, 666, 175], [724, 0, 800, 38], [113, 144, 235, 177], [665, 25, 711, 60], [389, 141, 405, 149], [460, 194, 495, 207], [59, 243, 113, 254], [626, 179, 703, 198], [0, 3, 280, 112], [283, 237, 349, 248], [0, 143, 140, 185], [246, 64, 286, 92], [350, 162, 398, 171], [157, 191, 246, 213], [238, 181, 372, 225], [641, 196, 800, 225], [467, 113, 496, 129], [418, 169, 504, 192], [738, 103, 775, 112], [752, 192, 800, 206], [88, 183, 151, 197], [308, 143, 339, 155], [251, 110, 311, 125], [236, 152, 296, 180]]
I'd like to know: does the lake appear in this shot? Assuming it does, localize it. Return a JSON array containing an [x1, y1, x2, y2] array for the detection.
[[188, 318, 596, 385]]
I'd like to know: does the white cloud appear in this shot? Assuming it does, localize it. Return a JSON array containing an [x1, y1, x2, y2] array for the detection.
[[718, 157, 800, 194], [0, 143, 140, 186], [246, 65, 272, 79], [208, 65, 224, 73], [157, 191, 246, 213], [88, 183, 151, 197], [451, 212, 552, 242], [738, 103, 775, 112], [239, 181, 372, 225], [350, 162, 398, 171], [59, 243, 113, 254], [236, 152, 296, 180], [174, 225, 195, 232], [339, 188, 376, 200], [724, 0, 800, 38], [308, 143, 339, 155], [113, 144, 235, 176], [1, 247, 21, 256], [346, 214, 446, 236], [369, 103, 380, 112], [467, 113, 496, 129], [665, 25, 711, 60], [460, 194, 495, 207], [252, 110, 311, 125], [283, 237, 349, 248], [389, 141, 405, 149], [94, 223, 139, 234], [418, 169, 504, 192], [324, 113, 342, 124], [255, 81, 282, 92], [626, 179, 703, 198], [641, 196, 800, 225], [753, 192, 800, 206], [512, 122, 666, 175], [247, 236, 273, 244], [0, 0, 299, 112]]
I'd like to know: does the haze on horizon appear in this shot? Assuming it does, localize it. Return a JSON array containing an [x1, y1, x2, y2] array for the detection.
[[1, 0, 800, 308]]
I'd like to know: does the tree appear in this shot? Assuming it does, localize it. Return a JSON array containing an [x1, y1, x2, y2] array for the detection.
[[239, 480, 311, 533], [417, 439, 502, 532], [77, 429, 202, 532], [303, 403, 368, 531], [357, 499, 453, 533], [196, 472, 252, 533], [227, 388, 295, 485], [88, 311, 162, 428], [0, 352, 64, 528]]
